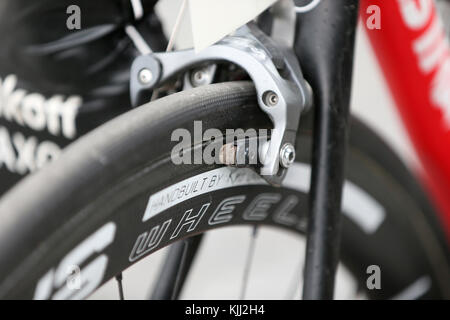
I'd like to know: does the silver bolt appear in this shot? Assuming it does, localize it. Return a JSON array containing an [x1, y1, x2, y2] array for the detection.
[[138, 68, 153, 85], [263, 91, 279, 107], [190, 69, 210, 87], [280, 143, 296, 168]]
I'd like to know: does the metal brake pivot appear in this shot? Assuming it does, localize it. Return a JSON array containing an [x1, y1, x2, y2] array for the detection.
[[130, 23, 312, 186]]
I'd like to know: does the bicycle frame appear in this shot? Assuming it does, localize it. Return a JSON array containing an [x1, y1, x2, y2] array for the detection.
[[295, 0, 360, 299], [361, 0, 450, 239]]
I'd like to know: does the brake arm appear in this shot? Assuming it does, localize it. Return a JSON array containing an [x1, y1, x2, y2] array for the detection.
[[130, 25, 312, 186]]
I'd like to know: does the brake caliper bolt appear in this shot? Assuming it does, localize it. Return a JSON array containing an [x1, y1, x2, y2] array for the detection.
[[280, 143, 296, 168], [263, 91, 279, 107], [190, 68, 211, 87], [138, 68, 153, 85]]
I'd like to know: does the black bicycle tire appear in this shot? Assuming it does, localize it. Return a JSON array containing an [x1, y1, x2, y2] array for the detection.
[[0, 82, 448, 299]]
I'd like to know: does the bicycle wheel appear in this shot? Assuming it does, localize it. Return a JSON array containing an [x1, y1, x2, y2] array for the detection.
[[0, 82, 448, 299]]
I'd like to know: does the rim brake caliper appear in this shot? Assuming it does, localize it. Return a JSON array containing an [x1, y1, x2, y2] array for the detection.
[[129, 23, 312, 186]]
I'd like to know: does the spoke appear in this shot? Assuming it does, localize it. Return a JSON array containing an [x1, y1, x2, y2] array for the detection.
[[150, 234, 203, 300], [240, 226, 259, 300], [115, 273, 124, 300], [150, 0, 188, 101], [170, 241, 190, 300], [166, 0, 188, 52], [285, 257, 304, 300]]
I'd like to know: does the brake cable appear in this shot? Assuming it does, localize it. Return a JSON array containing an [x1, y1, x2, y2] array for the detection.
[[295, 0, 321, 13]]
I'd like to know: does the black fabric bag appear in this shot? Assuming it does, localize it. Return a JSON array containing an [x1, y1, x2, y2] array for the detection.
[[0, 0, 165, 195]]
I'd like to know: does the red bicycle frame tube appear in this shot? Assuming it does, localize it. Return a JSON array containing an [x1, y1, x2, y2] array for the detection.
[[360, 0, 450, 239]]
